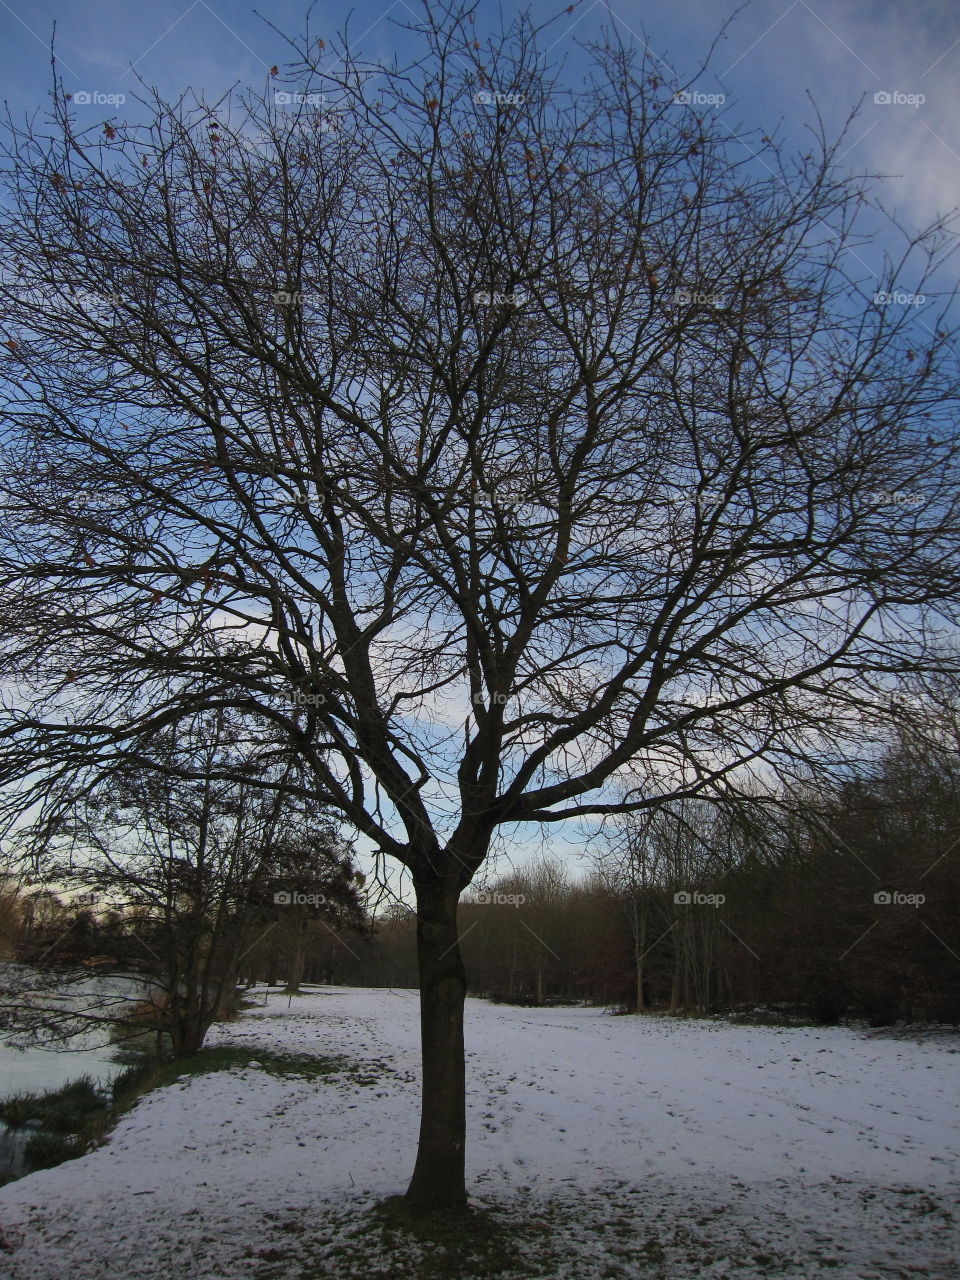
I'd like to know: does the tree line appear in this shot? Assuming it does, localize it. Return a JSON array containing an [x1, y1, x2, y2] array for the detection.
[[323, 724, 960, 1025]]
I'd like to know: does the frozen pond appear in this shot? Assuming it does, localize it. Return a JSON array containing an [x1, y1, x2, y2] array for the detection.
[[0, 1037, 123, 1097], [1, 967, 150, 1180], [1, 966, 153, 1094]]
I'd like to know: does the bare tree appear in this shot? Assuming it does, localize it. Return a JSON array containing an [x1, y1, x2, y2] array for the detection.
[[0, 871, 27, 959], [0, 3, 959, 1209], [601, 811, 670, 1013]]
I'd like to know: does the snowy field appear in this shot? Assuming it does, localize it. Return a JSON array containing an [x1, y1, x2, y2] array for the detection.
[[0, 987, 957, 1279]]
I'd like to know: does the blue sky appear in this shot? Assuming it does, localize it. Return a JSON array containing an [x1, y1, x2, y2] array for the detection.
[[1, 0, 957, 239]]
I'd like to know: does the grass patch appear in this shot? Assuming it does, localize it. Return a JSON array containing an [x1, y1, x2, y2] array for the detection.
[[722, 1005, 819, 1027], [0, 1077, 113, 1174], [2, 1044, 372, 1183], [245, 1186, 817, 1280], [0, 1076, 110, 1134], [248, 1191, 818, 1280], [248, 1198, 564, 1280], [363, 1197, 543, 1279], [109, 1045, 366, 1115], [22, 1130, 87, 1172]]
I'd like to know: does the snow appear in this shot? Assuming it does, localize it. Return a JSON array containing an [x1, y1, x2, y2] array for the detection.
[[0, 987, 958, 1278]]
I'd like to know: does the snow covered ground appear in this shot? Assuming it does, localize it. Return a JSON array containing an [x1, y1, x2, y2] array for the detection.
[[0, 987, 957, 1278]]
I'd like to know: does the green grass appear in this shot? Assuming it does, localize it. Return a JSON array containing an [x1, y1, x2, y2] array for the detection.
[[241, 1192, 815, 1280], [0, 1077, 113, 1174], [246, 1199, 565, 1280], [22, 1130, 88, 1172], [363, 1198, 557, 1277], [0, 1076, 110, 1134], [109, 1044, 373, 1115], [1, 1044, 374, 1183]]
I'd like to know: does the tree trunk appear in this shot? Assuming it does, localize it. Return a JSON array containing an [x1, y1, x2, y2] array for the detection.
[[285, 916, 307, 992], [670, 945, 681, 1015], [170, 1011, 209, 1057], [634, 896, 647, 1013], [405, 878, 468, 1211]]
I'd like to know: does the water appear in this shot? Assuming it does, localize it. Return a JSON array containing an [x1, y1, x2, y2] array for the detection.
[[0, 967, 148, 1181], [0, 1041, 123, 1181], [0, 1037, 124, 1095]]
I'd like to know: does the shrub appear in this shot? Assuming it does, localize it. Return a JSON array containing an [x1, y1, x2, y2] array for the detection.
[[23, 1130, 85, 1171]]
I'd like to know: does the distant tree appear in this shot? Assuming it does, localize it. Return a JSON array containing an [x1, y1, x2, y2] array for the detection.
[[1, 2, 959, 1209], [0, 871, 26, 958], [600, 811, 671, 1012], [256, 823, 368, 994], [1, 713, 364, 1057]]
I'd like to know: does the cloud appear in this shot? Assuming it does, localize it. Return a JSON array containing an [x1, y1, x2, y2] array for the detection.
[[701, 0, 960, 226]]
